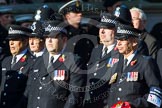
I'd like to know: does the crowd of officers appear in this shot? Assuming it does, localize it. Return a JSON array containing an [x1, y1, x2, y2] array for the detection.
[[0, 0, 162, 108]]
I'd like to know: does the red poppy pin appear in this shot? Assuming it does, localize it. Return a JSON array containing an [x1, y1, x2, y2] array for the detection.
[[59, 55, 65, 62], [130, 59, 137, 66], [20, 55, 27, 62]]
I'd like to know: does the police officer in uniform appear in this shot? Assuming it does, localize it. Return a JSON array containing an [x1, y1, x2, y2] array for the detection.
[[29, 21, 46, 58], [26, 20, 86, 108], [58, 0, 96, 67], [106, 25, 162, 108], [113, 5, 149, 56], [84, 13, 119, 108], [0, 25, 34, 108]]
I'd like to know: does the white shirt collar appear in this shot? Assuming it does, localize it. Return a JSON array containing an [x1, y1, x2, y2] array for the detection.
[[102, 44, 115, 54], [49, 53, 61, 63], [124, 50, 137, 66], [34, 48, 46, 57]]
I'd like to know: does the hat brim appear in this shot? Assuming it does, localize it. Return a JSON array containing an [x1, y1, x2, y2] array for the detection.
[[115, 34, 138, 40], [29, 33, 44, 38], [97, 23, 115, 29], [6, 34, 28, 39], [58, 0, 82, 15], [44, 32, 67, 38]]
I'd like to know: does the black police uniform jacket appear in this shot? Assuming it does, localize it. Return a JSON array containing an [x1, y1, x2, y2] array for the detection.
[[0, 50, 34, 108], [26, 52, 87, 108], [106, 52, 161, 108], [65, 24, 97, 67], [84, 44, 119, 108]]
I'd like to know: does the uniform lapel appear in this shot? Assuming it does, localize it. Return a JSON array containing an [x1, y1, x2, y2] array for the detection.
[[43, 51, 49, 69], [124, 53, 139, 72], [11, 54, 28, 71], [43, 52, 64, 74], [47, 54, 64, 73], [7, 56, 12, 70]]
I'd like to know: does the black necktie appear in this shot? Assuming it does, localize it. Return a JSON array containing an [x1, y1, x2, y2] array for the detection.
[[123, 59, 128, 71], [11, 56, 17, 68], [102, 47, 108, 58], [48, 56, 54, 69]]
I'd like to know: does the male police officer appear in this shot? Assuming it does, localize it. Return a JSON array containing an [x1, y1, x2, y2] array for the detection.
[[106, 25, 162, 108], [29, 21, 46, 58], [58, 0, 96, 67], [84, 13, 119, 108], [0, 25, 34, 108], [26, 20, 86, 108]]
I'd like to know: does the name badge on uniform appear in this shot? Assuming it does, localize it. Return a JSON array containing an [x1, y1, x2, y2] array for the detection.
[[109, 73, 118, 84], [107, 58, 119, 68], [53, 70, 65, 81], [147, 87, 162, 107], [126, 72, 138, 82]]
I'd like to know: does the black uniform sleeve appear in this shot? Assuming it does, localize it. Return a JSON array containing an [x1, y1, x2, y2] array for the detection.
[[131, 57, 161, 108]]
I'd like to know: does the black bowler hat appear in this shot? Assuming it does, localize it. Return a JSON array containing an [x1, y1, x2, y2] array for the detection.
[[43, 20, 67, 37], [58, 0, 83, 15], [103, 0, 121, 8], [97, 13, 117, 28], [113, 5, 132, 25], [34, 4, 56, 21], [30, 21, 44, 38], [115, 24, 141, 40], [15, 14, 34, 25], [7, 25, 32, 39]]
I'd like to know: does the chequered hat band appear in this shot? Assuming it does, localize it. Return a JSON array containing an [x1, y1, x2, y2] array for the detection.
[[45, 25, 67, 34], [101, 18, 117, 25], [9, 28, 30, 35], [117, 29, 139, 37]]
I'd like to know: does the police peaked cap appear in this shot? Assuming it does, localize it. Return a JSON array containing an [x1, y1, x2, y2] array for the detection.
[[58, 0, 83, 15], [116, 24, 141, 40], [43, 20, 67, 37], [7, 25, 32, 39], [0, 7, 13, 15], [113, 5, 132, 26], [34, 4, 56, 21], [98, 13, 117, 28], [30, 21, 45, 38], [15, 14, 34, 25]]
